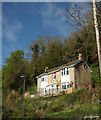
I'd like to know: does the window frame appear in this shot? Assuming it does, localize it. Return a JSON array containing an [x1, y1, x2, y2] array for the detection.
[[64, 68, 65, 75], [61, 69, 63, 76], [62, 68, 69, 76], [67, 84, 70, 88], [53, 73, 56, 80], [66, 68, 69, 75], [41, 77, 45, 82], [62, 84, 66, 89]]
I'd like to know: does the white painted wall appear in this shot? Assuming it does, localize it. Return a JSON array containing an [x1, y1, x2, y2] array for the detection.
[[41, 75, 48, 89], [61, 68, 70, 84]]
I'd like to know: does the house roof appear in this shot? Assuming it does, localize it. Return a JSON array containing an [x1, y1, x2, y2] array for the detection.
[[36, 59, 86, 78], [47, 59, 82, 73]]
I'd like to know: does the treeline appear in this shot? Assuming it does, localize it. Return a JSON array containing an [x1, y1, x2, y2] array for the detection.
[[2, 33, 99, 94], [2, 3, 101, 95]]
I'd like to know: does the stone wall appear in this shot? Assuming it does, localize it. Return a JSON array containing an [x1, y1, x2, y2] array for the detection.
[[65, 87, 73, 94], [69, 67, 75, 90], [75, 61, 91, 89], [48, 70, 61, 89]]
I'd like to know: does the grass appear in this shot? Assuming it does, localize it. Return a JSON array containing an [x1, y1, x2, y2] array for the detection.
[[50, 104, 99, 118]]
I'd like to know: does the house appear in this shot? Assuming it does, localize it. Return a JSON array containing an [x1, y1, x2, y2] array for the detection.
[[36, 54, 91, 96]]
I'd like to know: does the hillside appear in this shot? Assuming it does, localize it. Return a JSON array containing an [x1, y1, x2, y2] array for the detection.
[[2, 87, 99, 119]]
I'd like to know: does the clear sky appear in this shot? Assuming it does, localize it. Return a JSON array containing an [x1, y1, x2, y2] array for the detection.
[[2, 2, 88, 68]]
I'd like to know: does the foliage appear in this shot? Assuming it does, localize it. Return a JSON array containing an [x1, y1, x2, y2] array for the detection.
[[2, 87, 99, 118], [28, 36, 65, 85], [90, 63, 100, 87], [28, 85, 37, 94], [6, 90, 21, 107], [2, 50, 33, 94]]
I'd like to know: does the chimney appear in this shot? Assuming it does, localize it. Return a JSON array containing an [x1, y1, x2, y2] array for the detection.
[[78, 53, 82, 60], [45, 67, 48, 72]]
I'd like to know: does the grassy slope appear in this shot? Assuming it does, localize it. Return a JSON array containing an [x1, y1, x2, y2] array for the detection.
[[50, 103, 99, 118], [22, 87, 99, 119], [3, 88, 99, 118]]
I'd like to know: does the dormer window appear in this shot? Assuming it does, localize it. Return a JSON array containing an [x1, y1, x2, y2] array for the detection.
[[53, 73, 56, 80]]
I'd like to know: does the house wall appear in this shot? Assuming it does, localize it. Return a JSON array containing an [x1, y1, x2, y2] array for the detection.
[[75, 61, 91, 89], [37, 77, 41, 92], [69, 67, 74, 83], [69, 67, 75, 90], [48, 70, 61, 89], [61, 68, 70, 83], [41, 75, 48, 89], [37, 67, 75, 93]]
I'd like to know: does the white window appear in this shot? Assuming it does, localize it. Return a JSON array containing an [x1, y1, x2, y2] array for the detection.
[[61, 68, 69, 76], [41, 77, 44, 82], [61, 69, 64, 76], [66, 68, 69, 75], [64, 68, 65, 75], [67, 84, 70, 88], [62, 84, 66, 89], [41, 88, 44, 91], [62, 83, 70, 90], [61, 69, 63, 76], [53, 73, 56, 80]]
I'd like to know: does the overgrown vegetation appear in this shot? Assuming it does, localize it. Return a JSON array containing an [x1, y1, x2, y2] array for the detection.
[[2, 85, 99, 118], [2, 2, 101, 119]]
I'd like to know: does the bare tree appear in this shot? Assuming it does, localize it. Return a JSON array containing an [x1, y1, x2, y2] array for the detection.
[[93, 0, 101, 77]]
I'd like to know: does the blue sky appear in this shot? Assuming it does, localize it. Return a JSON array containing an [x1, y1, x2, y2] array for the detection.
[[2, 2, 88, 68], [2, 2, 72, 65]]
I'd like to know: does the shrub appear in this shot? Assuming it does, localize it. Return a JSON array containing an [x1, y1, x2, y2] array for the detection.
[[28, 85, 37, 94]]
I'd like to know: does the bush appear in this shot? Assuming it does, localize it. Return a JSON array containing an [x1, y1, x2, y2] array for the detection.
[[28, 85, 37, 94], [2, 107, 13, 118], [90, 64, 100, 86]]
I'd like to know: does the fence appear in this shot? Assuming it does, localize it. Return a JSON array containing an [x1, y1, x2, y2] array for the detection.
[[30, 88, 73, 98], [40, 88, 61, 96]]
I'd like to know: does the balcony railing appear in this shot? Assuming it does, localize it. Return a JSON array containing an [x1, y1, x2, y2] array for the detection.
[[30, 88, 73, 98], [40, 88, 67, 96]]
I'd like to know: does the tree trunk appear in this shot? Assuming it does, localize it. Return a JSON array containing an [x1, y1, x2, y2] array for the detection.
[[93, 0, 101, 77]]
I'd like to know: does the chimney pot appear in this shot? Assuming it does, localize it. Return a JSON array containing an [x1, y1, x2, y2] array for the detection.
[[78, 53, 82, 60], [45, 67, 48, 72]]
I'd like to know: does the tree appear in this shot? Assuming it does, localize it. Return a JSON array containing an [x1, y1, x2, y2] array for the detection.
[[65, 3, 93, 30], [93, 0, 101, 77], [2, 50, 31, 93], [65, 2, 101, 64], [28, 36, 65, 81]]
